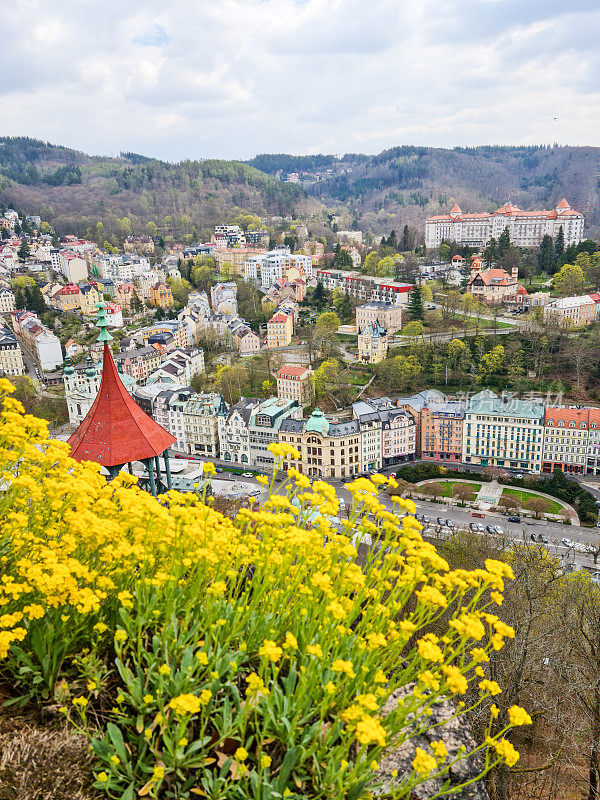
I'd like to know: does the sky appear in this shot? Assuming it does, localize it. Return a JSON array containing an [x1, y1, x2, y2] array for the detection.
[[3, 0, 600, 162]]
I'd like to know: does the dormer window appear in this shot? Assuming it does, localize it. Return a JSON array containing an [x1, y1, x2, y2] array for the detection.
[[558, 420, 564, 427], [569, 421, 575, 428]]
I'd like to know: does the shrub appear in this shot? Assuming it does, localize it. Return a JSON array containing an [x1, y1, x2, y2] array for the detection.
[[0, 380, 528, 798]]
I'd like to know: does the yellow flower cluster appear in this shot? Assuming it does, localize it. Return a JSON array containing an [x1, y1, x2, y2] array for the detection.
[[168, 691, 211, 716]]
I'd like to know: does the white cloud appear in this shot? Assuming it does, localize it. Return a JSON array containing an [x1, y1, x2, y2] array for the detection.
[[1, 0, 599, 160]]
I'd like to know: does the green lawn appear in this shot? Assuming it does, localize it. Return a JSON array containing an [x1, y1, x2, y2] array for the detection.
[[501, 488, 563, 514], [421, 480, 482, 499]]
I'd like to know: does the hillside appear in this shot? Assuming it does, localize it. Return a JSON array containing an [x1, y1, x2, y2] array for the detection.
[[248, 145, 600, 237], [0, 137, 323, 240]]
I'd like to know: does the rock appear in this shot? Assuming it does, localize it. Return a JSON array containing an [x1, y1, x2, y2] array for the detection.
[[373, 685, 489, 800]]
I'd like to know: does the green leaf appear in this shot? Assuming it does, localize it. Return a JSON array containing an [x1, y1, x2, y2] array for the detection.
[[276, 746, 299, 792], [121, 783, 135, 800], [347, 779, 368, 800], [107, 723, 128, 763]]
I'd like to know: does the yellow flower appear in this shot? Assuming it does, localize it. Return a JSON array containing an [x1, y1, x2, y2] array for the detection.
[[22, 604, 45, 619], [93, 622, 108, 634], [306, 644, 323, 658], [153, 765, 165, 780], [202, 462, 216, 476], [169, 693, 209, 716], [442, 665, 468, 695], [196, 651, 209, 665], [417, 638, 444, 664], [235, 747, 248, 761], [246, 672, 269, 697], [332, 659, 355, 679], [355, 716, 386, 747], [110, 755, 120, 765], [325, 681, 336, 694], [412, 747, 437, 775], [87, 681, 97, 692], [73, 696, 88, 708], [256, 475, 269, 485], [494, 738, 519, 767], [96, 772, 109, 784], [374, 669, 387, 684], [415, 585, 448, 608], [479, 679, 502, 696], [115, 630, 127, 643], [178, 737, 188, 747], [508, 705, 532, 726], [284, 631, 298, 650], [259, 639, 283, 663], [143, 694, 154, 704], [159, 664, 170, 676], [490, 704, 500, 719], [431, 740, 448, 761]]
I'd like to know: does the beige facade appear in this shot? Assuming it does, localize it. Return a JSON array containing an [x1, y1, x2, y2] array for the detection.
[[357, 322, 388, 364], [0, 329, 25, 376], [356, 302, 402, 334], [279, 408, 362, 480], [267, 312, 293, 348], [183, 393, 228, 458], [214, 248, 265, 275], [276, 365, 314, 406], [544, 295, 598, 328]]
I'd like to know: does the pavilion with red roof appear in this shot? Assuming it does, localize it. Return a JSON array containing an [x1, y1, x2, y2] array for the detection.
[[67, 302, 175, 495]]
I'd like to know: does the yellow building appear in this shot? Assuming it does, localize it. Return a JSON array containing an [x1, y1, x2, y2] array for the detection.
[[53, 284, 82, 312], [357, 322, 388, 364], [79, 284, 100, 316], [149, 282, 174, 309], [267, 311, 293, 348]]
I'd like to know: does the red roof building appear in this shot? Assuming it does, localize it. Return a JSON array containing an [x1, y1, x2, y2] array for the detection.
[[67, 303, 175, 493]]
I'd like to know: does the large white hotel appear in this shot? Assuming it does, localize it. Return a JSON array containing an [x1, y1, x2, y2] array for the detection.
[[425, 198, 585, 249]]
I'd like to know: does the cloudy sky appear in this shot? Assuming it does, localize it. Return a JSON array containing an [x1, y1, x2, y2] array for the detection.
[[3, 0, 599, 161]]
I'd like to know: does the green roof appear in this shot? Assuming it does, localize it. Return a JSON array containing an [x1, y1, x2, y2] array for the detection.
[[466, 390, 544, 419], [305, 407, 330, 435]]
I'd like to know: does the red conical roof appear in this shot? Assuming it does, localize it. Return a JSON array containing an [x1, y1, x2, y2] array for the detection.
[[556, 197, 570, 209], [450, 203, 462, 213], [68, 343, 175, 467]]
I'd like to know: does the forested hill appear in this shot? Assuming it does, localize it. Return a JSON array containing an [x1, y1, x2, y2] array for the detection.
[[248, 145, 600, 235], [0, 137, 322, 240]]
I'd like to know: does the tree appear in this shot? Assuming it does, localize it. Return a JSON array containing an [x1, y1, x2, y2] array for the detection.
[[167, 278, 192, 306], [447, 338, 466, 368], [554, 262, 585, 296], [452, 483, 475, 504], [564, 338, 597, 392], [498, 495, 520, 514], [216, 363, 250, 405], [525, 496, 551, 518], [312, 281, 327, 308], [313, 359, 348, 408], [402, 320, 424, 337], [375, 256, 397, 277], [387, 229, 398, 250], [538, 234, 556, 273], [421, 481, 444, 501], [477, 345, 505, 383], [362, 251, 380, 275], [401, 225, 412, 252], [438, 241, 451, 262], [483, 238, 498, 266], [146, 221, 158, 237], [333, 290, 353, 323], [130, 291, 144, 315], [261, 379, 275, 397], [406, 285, 424, 320], [421, 283, 433, 302], [18, 240, 30, 262], [333, 246, 353, 269], [24, 285, 46, 315], [554, 225, 565, 258], [497, 227, 511, 257]]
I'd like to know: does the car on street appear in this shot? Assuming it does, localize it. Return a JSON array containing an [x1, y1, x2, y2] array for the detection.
[[216, 467, 222, 473], [445, 519, 454, 528], [422, 515, 430, 524], [477, 524, 485, 532], [469, 523, 478, 532], [437, 517, 445, 526], [537, 534, 548, 544], [242, 472, 253, 478], [562, 538, 574, 547], [507, 516, 521, 523], [525, 521, 535, 526], [494, 526, 504, 535], [530, 533, 537, 542], [486, 525, 494, 534], [472, 512, 485, 518]]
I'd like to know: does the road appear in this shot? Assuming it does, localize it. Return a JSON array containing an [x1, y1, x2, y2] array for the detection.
[[172, 453, 600, 575]]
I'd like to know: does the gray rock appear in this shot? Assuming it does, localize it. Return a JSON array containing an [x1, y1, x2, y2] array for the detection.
[[373, 685, 489, 800]]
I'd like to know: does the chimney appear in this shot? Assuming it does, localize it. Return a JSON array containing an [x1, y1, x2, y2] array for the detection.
[[511, 267, 518, 281]]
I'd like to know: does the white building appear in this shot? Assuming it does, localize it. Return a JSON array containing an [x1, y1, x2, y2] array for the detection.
[[182, 393, 228, 458], [0, 327, 25, 377], [13, 311, 63, 371], [0, 288, 16, 314], [218, 398, 262, 465], [462, 390, 545, 474], [244, 248, 312, 289], [351, 402, 383, 473], [356, 398, 416, 467], [210, 282, 238, 315], [425, 198, 585, 249], [60, 252, 88, 283]]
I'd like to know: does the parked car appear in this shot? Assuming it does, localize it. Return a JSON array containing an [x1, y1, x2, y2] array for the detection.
[[494, 526, 504, 535], [242, 472, 253, 478], [530, 532, 537, 542], [437, 517, 445, 526], [445, 519, 454, 528], [422, 515, 430, 524], [562, 538, 574, 547], [537, 534, 548, 544], [472, 512, 485, 518], [507, 516, 521, 523], [477, 524, 485, 532], [469, 523, 478, 532], [486, 525, 494, 534], [216, 467, 222, 473], [416, 513, 423, 522]]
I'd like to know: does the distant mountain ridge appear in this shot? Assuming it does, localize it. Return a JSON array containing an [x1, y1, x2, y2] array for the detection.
[[1, 138, 598, 240], [0, 137, 320, 239], [247, 145, 600, 236]]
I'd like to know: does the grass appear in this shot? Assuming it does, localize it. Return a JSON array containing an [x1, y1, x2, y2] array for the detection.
[[502, 488, 564, 514], [420, 479, 482, 499]]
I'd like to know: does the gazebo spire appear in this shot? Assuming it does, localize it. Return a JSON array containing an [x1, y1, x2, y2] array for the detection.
[[66, 302, 175, 495]]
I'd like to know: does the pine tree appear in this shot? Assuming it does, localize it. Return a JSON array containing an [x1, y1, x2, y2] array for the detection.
[[387, 229, 398, 250], [406, 285, 424, 320], [402, 225, 411, 251], [537, 234, 556, 273], [498, 227, 511, 256], [554, 225, 565, 257], [483, 238, 498, 266], [18, 241, 30, 262]]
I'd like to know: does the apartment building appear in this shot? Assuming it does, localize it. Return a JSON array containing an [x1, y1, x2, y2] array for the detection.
[[462, 390, 545, 473], [137, 321, 190, 349], [248, 397, 302, 469], [542, 407, 592, 475], [79, 283, 100, 316], [357, 322, 388, 364], [314, 269, 412, 306], [0, 288, 16, 313], [60, 252, 88, 283], [217, 398, 262, 465], [214, 248, 265, 275], [356, 302, 402, 334], [12, 310, 63, 371], [211, 282, 238, 315], [276, 365, 314, 406], [353, 398, 415, 466], [425, 198, 585, 249], [586, 409, 600, 475], [420, 400, 466, 463], [267, 311, 293, 348], [146, 348, 205, 386], [114, 346, 162, 383], [229, 323, 261, 356], [0, 327, 25, 376], [182, 393, 228, 458], [351, 401, 383, 472], [53, 284, 82, 312], [244, 248, 312, 289], [544, 295, 600, 328], [149, 282, 174, 309], [279, 408, 362, 480], [467, 259, 524, 305]]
